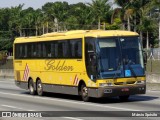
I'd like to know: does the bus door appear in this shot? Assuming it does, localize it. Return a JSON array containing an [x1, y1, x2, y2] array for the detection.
[[85, 38, 97, 80]]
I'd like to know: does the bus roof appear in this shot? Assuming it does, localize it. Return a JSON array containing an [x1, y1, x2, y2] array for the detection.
[[14, 30, 139, 43]]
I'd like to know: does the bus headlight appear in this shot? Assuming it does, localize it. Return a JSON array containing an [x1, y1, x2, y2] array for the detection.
[[99, 83, 113, 87], [136, 80, 146, 84]]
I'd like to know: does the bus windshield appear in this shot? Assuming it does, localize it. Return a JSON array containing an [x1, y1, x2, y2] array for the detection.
[[97, 36, 144, 79]]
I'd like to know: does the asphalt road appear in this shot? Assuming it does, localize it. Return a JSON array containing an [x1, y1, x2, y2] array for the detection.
[[0, 78, 160, 120]]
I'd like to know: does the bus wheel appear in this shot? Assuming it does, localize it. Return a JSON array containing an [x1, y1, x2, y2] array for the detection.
[[119, 95, 130, 101], [81, 84, 89, 102], [29, 80, 35, 95], [36, 80, 43, 96]]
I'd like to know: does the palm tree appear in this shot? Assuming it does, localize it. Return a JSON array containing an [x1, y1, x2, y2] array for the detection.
[[42, 2, 69, 32], [146, 0, 160, 47], [88, 0, 111, 29], [135, 0, 159, 47], [68, 2, 94, 30], [124, 8, 134, 31], [113, 0, 127, 30], [22, 7, 35, 36], [139, 17, 156, 49], [114, 0, 154, 45], [9, 4, 24, 36], [34, 9, 43, 36]]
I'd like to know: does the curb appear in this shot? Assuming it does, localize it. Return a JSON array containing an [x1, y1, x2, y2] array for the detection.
[[146, 83, 160, 91]]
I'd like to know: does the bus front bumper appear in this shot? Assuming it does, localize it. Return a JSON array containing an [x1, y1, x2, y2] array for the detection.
[[88, 84, 146, 98]]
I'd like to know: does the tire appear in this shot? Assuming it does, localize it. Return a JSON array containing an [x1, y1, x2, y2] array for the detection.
[[81, 84, 89, 102], [29, 80, 36, 95], [36, 80, 44, 96], [119, 95, 130, 101]]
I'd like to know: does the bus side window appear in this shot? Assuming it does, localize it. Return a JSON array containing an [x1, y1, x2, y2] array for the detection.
[[70, 39, 82, 58], [31, 44, 36, 58], [50, 42, 54, 57], [42, 43, 47, 57], [63, 41, 70, 58], [70, 40, 75, 58], [15, 44, 19, 59], [55, 43, 58, 58], [27, 44, 32, 58], [19, 45, 25, 58], [37, 43, 42, 58], [77, 41, 82, 58], [85, 39, 96, 79], [58, 41, 63, 58], [24, 45, 27, 58]]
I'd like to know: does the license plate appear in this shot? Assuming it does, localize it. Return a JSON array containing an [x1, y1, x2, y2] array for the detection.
[[121, 88, 129, 92]]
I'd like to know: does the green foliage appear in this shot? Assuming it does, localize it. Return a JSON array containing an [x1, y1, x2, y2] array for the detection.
[[0, 0, 159, 52], [0, 51, 7, 61], [106, 18, 122, 30]]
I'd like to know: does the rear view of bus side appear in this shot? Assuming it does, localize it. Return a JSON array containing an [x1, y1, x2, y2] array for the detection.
[[14, 30, 146, 102]]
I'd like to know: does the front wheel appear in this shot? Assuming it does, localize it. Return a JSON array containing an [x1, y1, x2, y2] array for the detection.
[[81, 84, 89, 102], [119, 95, 130, 101], [36, 80, 44, 96]]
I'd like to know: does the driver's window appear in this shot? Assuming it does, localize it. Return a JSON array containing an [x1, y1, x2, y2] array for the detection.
[[85, 38, 96, 79]]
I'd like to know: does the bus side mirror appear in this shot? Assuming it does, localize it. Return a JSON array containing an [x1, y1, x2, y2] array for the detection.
[[88, 51, 96, 61]]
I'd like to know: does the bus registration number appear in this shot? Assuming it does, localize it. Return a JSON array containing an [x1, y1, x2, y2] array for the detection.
[[121, 88, 129, 92]]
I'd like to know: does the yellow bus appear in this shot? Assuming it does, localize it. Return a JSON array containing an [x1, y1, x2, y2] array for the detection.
[[14, 30, 146, 102]]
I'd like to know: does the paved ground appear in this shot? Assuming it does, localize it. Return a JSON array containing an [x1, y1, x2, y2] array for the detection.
[[0, 79, 160, 120]]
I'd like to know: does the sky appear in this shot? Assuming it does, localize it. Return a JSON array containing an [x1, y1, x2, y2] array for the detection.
[[0, 0, 116, 9]]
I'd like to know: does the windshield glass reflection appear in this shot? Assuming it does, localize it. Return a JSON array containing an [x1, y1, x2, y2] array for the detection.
[[120, 37, 144, 77], [97, 37, 144, 79]]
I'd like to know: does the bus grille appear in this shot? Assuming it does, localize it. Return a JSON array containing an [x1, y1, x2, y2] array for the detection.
[[114, 81, 136, 85]]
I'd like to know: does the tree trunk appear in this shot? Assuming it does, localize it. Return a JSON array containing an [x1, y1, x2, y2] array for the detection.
[[140, 19, 143, 46], [159, 19, 160, 48], [35, 25, 38, 36], [46, 22, 48, 33], [127, 16, 131, 31], [19, 29, 22, 37], [98, 17, 101, 30], [134, 15, 136, 32], [122, 23, 125, 30], [146, 31, 149, 50], [43, 24, 45, 34], [140, 31, 143, 46], [103, 23, 106, 30]]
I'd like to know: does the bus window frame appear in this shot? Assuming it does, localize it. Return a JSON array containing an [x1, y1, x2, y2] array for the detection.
[[14, 38, 83, 60]]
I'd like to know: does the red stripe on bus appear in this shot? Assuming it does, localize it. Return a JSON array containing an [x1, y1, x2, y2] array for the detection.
[[23, 64, 30, 81], [73, 75, 77, 85]]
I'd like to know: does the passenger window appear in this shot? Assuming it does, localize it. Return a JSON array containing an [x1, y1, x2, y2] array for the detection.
[[70, 39, 82, 58]]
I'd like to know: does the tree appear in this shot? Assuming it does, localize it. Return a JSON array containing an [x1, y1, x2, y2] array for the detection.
[[106, 18, 122, 30], [88, 0, 111, 29], [138, 17, 156, 49], [9, 4, 24, 36], [42, 2, 69, 32], [133, 0, 159, 48], [68, 2, 94, 30], [147, 0, 160, 47], [34, 9, 43, 36], [113, 0, 131, 30]]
